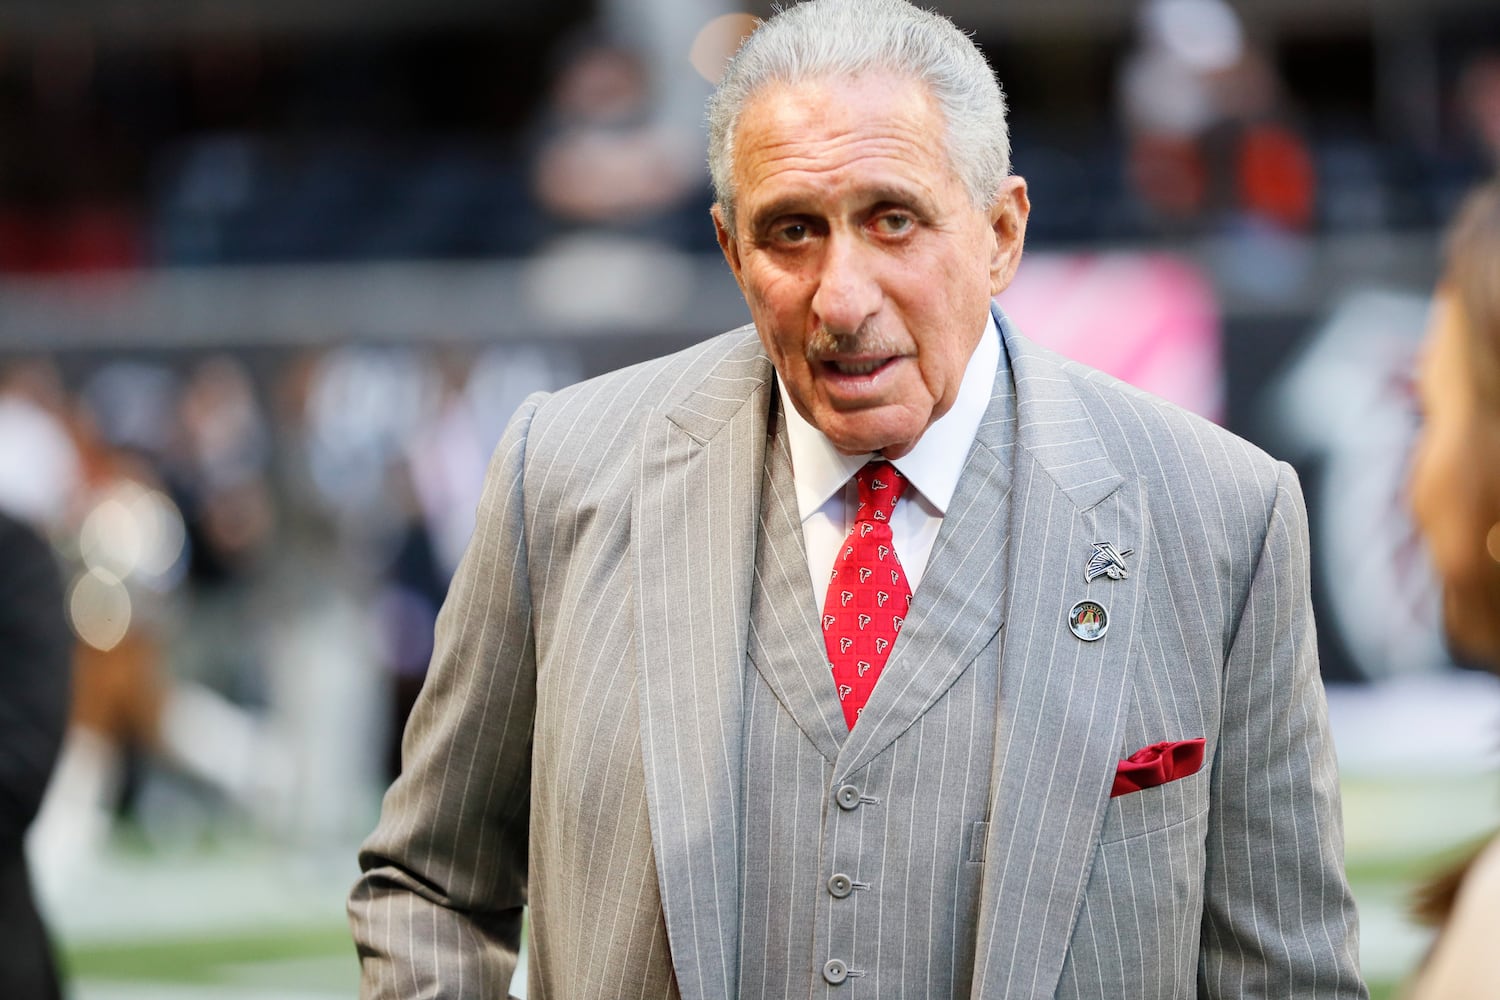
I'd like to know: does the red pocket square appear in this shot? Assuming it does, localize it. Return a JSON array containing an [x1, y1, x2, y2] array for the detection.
[[1111, 738, 1206, 797]]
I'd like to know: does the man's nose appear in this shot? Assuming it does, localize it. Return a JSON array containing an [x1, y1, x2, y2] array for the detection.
[[811, 234, 882, 336]]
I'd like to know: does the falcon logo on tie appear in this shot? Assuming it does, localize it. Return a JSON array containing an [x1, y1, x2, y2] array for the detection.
[[905, 593, 913, 607], [823, 461, 912, 733], [893, 615, 904, 632]]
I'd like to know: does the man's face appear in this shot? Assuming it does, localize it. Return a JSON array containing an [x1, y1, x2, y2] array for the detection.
[[713, 71, 1028, 458]]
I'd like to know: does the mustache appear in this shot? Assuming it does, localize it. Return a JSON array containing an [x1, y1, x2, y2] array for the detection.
[[804, 323, 902, 362]]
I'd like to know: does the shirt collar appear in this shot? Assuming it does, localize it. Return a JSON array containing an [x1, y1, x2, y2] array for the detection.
[[778, 312, 999, 520]]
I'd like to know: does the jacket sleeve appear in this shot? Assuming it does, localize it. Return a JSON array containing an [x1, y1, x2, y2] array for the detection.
[[0, 513, 72, 848], [1197, 462, 1367, 998], [349, 393, 545, 999]]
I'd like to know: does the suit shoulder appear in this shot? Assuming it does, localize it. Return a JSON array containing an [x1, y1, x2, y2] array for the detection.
[[533, 325, 761, 422], [1046, 343, 1287, 512], [516, 323, 767, 477]]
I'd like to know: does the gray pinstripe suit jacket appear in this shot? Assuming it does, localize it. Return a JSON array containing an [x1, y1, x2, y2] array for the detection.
[[350, 308, 1365, 999]]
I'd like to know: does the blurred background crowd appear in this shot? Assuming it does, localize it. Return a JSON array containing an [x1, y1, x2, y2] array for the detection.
[[1, 0, 1499, 997]]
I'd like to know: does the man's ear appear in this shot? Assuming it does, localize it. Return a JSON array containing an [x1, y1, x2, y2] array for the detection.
[[987, 176, 1030, 296], [711, 203, 745, 290]]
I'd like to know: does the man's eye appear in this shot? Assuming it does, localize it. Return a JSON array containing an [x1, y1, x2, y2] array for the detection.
[[874, 214, 913, 235], [776, 223, 809, 243]]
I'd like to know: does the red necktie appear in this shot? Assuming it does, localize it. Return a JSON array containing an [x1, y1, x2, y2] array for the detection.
[[823, 461, 913, 729]]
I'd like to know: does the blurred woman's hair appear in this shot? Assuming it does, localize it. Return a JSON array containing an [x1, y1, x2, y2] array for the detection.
[[1446, 181, 1500, 419], [1413, 177, 1500, 927], [1433, 179, 1500, 665]]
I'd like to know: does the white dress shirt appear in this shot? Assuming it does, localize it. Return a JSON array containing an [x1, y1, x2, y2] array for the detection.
[[777, 313, 1000, 614]]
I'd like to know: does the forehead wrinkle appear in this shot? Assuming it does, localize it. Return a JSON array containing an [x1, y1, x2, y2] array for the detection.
[[734, 74, 942, 163], [748, 135, 937, 177], [738, 117, 934, 166]]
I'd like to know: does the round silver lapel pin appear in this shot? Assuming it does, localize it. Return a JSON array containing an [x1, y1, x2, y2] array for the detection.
[[1068, 600, 1109, 641]]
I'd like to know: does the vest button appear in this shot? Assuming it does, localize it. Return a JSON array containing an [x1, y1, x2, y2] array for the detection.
[[828, 873, 853, 898], [823, 958, 849, 984], [835, 784, 861, 810]]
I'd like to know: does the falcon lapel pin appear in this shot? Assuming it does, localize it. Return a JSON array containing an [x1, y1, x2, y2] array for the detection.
[[1084, 541, 1133, 584]]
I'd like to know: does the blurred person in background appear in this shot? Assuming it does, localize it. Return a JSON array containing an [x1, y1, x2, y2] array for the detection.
[[1406, 177, 1500, 999], [351, 1, 1364, 996], [0, 509, 73, 1000], [28, 381, 181, 888], [529, 32, 709, 250], [31, 359, 295, 887], [165, 356, 277, 707], [1118, 0, 1315, 240]]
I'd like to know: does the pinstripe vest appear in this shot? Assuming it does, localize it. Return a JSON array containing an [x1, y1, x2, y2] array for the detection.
[[738, 385, 1014, 999]]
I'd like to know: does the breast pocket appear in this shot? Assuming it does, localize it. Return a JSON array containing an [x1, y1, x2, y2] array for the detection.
[[1097, 764, 1210, 846]]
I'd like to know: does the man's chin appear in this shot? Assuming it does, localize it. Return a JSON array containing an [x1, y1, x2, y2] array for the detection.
[[819, 420, 922, 459], [808, 398, 933, 458]]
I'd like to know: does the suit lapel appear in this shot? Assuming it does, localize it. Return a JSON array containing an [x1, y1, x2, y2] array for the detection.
[[745, 402, 850, 762], [970, 312, 1147, 999], [632, 330, 769, 1000]]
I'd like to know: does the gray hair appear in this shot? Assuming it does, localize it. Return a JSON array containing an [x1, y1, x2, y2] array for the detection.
[[707, 0, 1010, 235]]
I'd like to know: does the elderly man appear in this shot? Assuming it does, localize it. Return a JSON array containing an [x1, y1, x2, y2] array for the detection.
[[349, 1, 1366, 997]]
